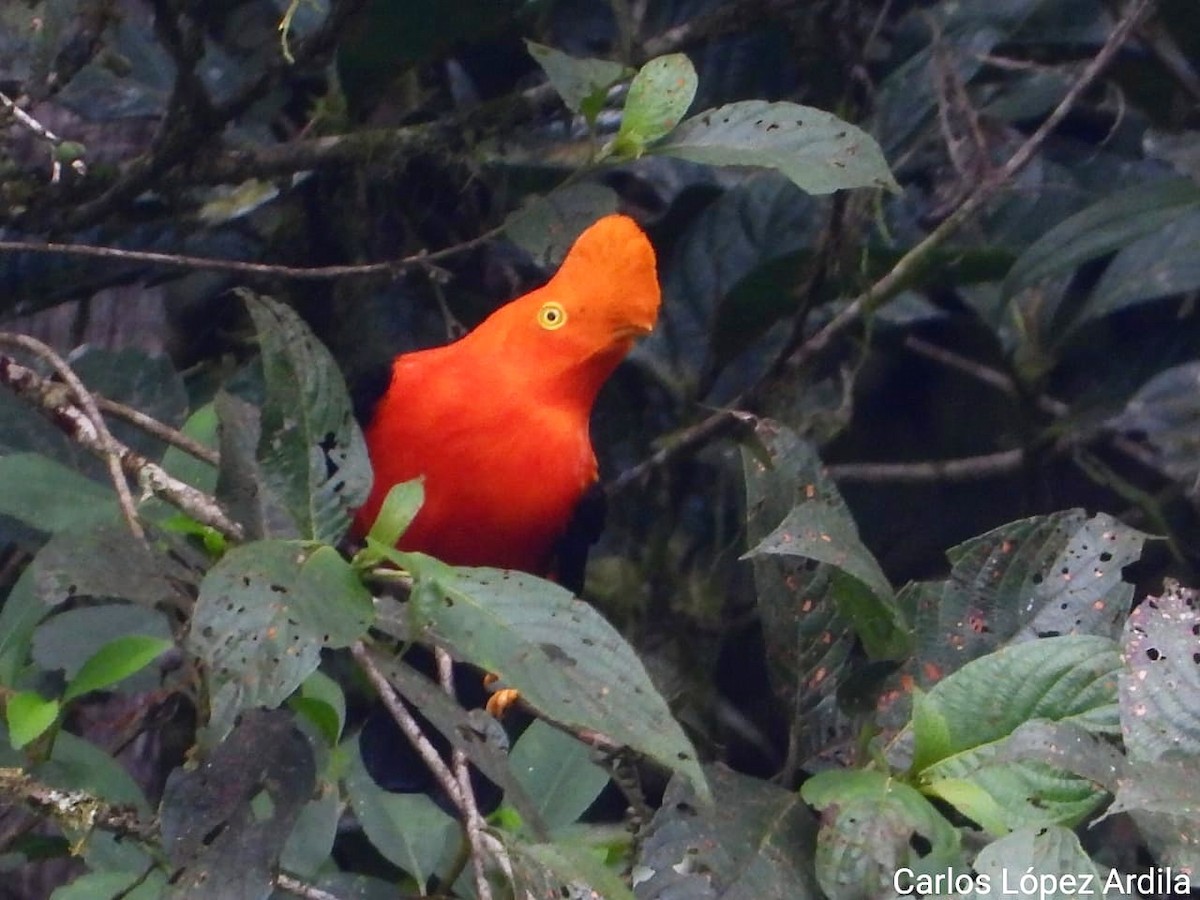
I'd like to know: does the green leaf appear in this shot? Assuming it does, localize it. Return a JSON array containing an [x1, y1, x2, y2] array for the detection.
[[28, 520, 204, 612], [7, 691, 60, 749], [743, 421, 907, 660], [343, 734, 455, 887], [612, 53, 697, 158], [0, 453, 117, 534], [510, 720, 610, 833], [524, 40, 629, 123], [637, 764, 822, 898], [903, 635, 1120, 834], [62, 635, 172, 703], [36, 730, 149, 812], [655, 100, 899, 194], [512, 840, 636, 900], [889, 511, 1146, 716], [241, 291, 372, 544], [401, 559, 709, 802], [161, 401, 219, 494], [280, 783, 341, 880], [503, 183, 620, 267], [187, 541, 374, 741], [1003, 177, 1200, 299], [365, 478, 423, 548], [1074, 207, 1200, 336], [290, 669, 347, 746], [1110, 363, 1200, 491], [964, 826, 1136, 900], [33, 605, 173, 685], [1120, 580, 1200, 763], [909, 635, 1121, 770], [51, 870, 166, 900], [801, 769, 961, 899], [0, 565, 49, 686]]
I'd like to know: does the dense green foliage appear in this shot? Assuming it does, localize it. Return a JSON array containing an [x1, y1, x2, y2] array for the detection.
[[1, 0, 1199, 897]]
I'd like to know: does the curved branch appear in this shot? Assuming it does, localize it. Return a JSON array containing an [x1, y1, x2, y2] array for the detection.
[[608, 0, 1154, 496], [0, 349, 243, 540]]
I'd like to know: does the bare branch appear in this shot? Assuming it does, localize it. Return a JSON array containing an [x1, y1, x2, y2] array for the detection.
[[827, 449, 1026, 483], [349, 641, 467, 812], [0, 221, 503, 281], [0, 767, 154, 843], [0, 350, 244, 540], [435, 647, 494, 900], [0, 333, 143, 540], [94, 394, 220, 466]]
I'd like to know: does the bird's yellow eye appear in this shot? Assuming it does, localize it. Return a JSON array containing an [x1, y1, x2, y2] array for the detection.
[[537, 301, 567, 331]]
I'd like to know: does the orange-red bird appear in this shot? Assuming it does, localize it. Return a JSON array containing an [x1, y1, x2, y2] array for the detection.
[[353, 214, 660, 575]]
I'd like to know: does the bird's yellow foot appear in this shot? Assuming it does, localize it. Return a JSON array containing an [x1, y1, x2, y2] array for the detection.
[[483, 673, 521, 717]]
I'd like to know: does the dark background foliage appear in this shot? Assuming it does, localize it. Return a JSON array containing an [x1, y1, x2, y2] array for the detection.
[[1, 0, 1199, 896]]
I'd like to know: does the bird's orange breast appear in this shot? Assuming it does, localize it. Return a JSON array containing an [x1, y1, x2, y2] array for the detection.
[[352, 214, 660, 574], [353, 348, 598, 573]]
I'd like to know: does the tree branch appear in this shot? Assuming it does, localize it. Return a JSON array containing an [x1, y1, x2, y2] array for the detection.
[[0, 349, 244, 540], [608, 0, 1155, 496], [0, 333, 143, 540]]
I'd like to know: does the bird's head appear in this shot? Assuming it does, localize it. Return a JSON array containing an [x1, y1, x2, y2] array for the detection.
[[474, 214, 661, 398]]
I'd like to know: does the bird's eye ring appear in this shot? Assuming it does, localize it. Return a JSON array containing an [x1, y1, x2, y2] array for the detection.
[[537, 301, 568, 330]]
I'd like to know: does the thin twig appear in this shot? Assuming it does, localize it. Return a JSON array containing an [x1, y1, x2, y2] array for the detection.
[[349, 641, 467, 812], [827, 449, 1026, 483], [0, 351, 243, 539], [0, 334, 144, 540], [0, 767, 154, 843], [275, 873, 353, 900], [607, 0, 1154, 496], [0, 223, 503, 282], [435, 647, 493, 900], [93, 394, 220, 466]]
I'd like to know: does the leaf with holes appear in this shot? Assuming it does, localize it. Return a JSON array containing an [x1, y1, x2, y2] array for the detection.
[[801, 769, 960, 900], [740, 419, 867, 767], [636, 764, 822, 899], [188, 541, 373, 741], [161, 710, 315, 899], [401, 557, 709, 801], [1120, 580, 1200, 762], [893, 510, 1145, 705], [743, 419, 907, 660], [655, 100, 899, 195], [241, 291, 372, 544]]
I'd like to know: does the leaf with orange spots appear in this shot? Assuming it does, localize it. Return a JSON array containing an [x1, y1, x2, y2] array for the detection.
[[744, 422, 907, 661], [1116, 580, 1200, 867], [741, 418, 907, 769]]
